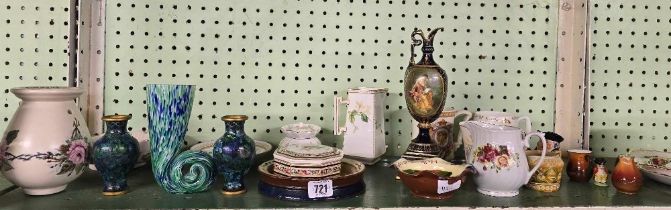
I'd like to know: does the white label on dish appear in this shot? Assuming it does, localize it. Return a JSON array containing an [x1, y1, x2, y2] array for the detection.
[[308, 180, 333, 198], [437, 180, 461, 194]]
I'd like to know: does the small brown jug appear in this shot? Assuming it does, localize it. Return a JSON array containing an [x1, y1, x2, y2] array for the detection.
[[612, 154, 643, 194], [567, 149, 592, 182]]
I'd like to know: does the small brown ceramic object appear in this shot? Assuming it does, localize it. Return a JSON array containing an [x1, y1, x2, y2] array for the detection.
[[394, 158, 471, 200], [592, 158, 608, 187], [612, 155, 643, 194], [567, 149, 592, 182], [258, 158, 365, 189], [397, 168, 470, 200]]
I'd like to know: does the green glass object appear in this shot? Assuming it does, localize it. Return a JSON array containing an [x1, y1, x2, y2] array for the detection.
[[146, 84, 215, 194]]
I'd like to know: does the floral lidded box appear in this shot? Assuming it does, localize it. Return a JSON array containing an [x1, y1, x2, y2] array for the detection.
[[273, 144, 344, 178]]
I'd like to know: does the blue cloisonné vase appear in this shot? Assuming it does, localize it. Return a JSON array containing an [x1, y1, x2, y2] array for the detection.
[[146, 84, 215, 194], [93, 115, 139, 196], [213, 115, 255, 195]]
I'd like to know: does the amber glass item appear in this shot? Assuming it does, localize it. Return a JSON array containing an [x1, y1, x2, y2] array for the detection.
[[567, 149, 592, 182], [612, 155, 643, 194], [401, 27, 448, 160]]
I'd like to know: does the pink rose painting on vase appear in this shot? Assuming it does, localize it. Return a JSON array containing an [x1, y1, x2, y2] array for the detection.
[[66, 140, 87, 165], [2, 119, 89, 176], [474, 143, 519, 172]]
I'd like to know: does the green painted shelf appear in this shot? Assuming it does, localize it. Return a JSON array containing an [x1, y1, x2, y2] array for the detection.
[[0, 157, 670, 209]]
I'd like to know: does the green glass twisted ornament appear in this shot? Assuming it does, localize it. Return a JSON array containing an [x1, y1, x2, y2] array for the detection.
[[146, 84, 215, 194]]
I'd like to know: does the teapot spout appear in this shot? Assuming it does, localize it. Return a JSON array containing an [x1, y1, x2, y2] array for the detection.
[[464, 164, 478, 176]]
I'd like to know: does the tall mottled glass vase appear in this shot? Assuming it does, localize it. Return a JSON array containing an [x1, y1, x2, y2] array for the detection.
[[146, 84, 215, 194]]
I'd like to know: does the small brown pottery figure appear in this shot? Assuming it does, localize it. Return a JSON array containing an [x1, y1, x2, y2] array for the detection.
[[612, 154, 643, 194], [592, 158, 608, 187], [567, 149, 592, 182]]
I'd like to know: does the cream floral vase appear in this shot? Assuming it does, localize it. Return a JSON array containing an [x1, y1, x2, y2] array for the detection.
[[0, 87, 90, 195]]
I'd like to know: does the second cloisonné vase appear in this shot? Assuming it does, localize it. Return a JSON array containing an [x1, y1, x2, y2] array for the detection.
[[402, 27, 448, 160], [213, 115, 255, 195], [93, 114, 139, 196], [147, 84, 216, 194]]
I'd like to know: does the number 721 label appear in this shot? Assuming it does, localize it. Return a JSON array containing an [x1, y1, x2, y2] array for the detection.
[[307, 180, 334, 198], [437, 180, 461, 194]]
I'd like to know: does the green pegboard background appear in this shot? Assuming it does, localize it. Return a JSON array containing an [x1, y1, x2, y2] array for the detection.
[[0, 0, 71, 131], [103, 0, 558, 156], [589, 0, 671, 157], [1, 0, 669, 160]]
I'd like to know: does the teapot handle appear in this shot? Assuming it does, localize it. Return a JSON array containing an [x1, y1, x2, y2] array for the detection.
[[333, 96, 348, 135], [516, 116, 532, 134], [524, 132, 547, 183], [452, 110, 473, 145], [455, 110, 473, 121], [459, 122, 474, 164]]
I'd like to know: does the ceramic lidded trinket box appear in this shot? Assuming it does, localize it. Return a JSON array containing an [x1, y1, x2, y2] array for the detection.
[[279, 123, 321, 148], [273, 144, 344, 178]]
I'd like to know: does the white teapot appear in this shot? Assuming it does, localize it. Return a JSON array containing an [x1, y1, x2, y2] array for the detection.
[[460, 121, 547, 197]]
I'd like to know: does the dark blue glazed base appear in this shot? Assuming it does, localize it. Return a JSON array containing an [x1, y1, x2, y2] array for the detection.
[[222, 171, 245, 193], [101, 180, 129, 195], [258, 181, 365, 201]]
